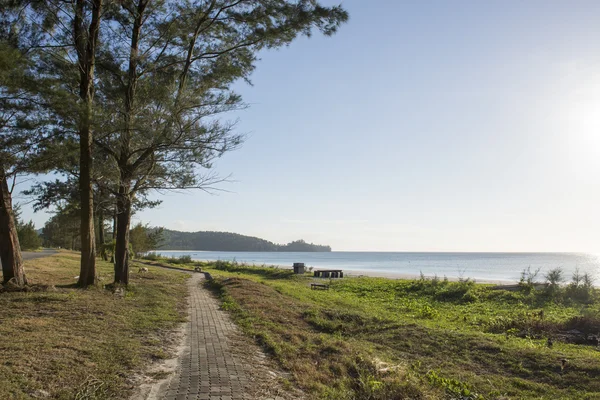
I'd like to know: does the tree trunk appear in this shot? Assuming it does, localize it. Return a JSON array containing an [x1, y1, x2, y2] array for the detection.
[[112, 0, 146, 285], [77, 102, 97, 287], [98, 206, 107, 261], [74, 0, 103, 287], [0, 171, 26, 285], [114, 182, 132, 284], [110, 209, 116, 263]]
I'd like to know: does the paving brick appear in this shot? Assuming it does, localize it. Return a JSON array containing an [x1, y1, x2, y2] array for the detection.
[[157, 274, 249, 400]]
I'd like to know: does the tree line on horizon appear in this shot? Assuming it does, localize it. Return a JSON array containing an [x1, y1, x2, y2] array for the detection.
[[0, 0, 348, 288], [157, 229, 332, 252]]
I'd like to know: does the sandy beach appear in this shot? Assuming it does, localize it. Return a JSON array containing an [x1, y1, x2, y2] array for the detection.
[[341, 269, 517, 285]]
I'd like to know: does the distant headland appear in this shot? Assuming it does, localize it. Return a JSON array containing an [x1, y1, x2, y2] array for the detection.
[[157, 229, 331, 252]]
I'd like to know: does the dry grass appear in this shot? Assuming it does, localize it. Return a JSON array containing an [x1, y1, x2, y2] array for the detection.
[[209, 277, 437, 399], [0, 251, 188, 399]]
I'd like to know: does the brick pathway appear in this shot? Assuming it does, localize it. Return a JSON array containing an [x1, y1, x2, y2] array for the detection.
[[160, 273, 250, 400]]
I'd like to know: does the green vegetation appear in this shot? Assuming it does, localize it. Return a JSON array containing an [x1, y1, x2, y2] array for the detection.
[[1, 1, 347, 287], [202, 261, 600, 399], [159, 229, 332, 252], [0, 252, 188, 399], [130, 224, 164, 258], [16, 219, 41, 251], [143, 253, 195, 266]]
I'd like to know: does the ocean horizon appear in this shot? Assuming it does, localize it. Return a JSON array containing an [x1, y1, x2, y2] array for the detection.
[[151, 250, 600, 284]]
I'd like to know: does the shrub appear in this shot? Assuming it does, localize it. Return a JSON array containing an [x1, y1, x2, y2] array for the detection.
[[565, 268, 595, 303], [519, 267, 540, 294], [214, 260, 231, 270], [544, 268, 564, 299], [434, 281, 475, 303], [545, 268, 564, 287], [461, 290, 479, 303], [177, 255, 193, 264], [142, 252, 159, 261]]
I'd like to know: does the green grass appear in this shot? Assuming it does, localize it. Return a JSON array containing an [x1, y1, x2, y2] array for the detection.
[[203, 261, 600, 400], [0, 251, 189, 399]]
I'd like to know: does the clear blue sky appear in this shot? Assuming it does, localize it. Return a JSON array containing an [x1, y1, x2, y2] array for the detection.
[[21, 0, 600, 252]]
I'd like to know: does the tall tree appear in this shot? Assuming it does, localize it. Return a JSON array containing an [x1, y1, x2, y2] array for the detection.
[[94, 0, 348, 284], [2, 1, 107, 286], [73, 0, 104, 286], [0, 15, 51, 284]]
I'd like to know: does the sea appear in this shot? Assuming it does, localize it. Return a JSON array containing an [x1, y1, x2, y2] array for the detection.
[[152, 251, 600, 284]]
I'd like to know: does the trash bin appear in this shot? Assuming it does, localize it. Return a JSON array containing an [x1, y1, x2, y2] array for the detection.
[[293, 262, 305, 274]]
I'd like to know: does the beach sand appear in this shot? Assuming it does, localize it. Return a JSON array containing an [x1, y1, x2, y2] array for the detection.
[[341, 269, 516, 285]]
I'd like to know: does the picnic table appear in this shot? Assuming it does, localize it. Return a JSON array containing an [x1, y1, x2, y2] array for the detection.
[[313, 269, 343, 278]]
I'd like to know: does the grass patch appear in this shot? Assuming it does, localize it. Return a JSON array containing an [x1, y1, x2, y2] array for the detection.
[[0, 251, 188, 399], [204, 261, 600, 400]]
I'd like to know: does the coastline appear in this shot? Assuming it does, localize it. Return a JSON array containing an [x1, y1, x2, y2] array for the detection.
[[341, 269, 517, 285], [186, 257, 519, 285], [149, 250, 600, 286]]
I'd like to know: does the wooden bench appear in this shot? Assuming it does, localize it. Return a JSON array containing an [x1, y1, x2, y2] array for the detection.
[[311, 283, 329, 290], [313, 269, 343, 278]]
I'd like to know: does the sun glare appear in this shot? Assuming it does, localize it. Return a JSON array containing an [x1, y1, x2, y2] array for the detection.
[[562, 83, 600, 168]]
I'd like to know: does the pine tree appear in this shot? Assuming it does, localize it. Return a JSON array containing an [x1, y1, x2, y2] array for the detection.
[[0, 11, 55, 284], [7, 0, 107, 286], [92, 0, 348, 284]]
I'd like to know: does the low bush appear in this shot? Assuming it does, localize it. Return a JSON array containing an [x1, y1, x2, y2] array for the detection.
[[142, 252, 159, 261], [177, 255, 193, 264]]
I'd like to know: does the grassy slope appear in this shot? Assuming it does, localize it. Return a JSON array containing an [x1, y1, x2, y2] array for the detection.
[[0, 251, 188, 400], [201, 262, 600, 400]]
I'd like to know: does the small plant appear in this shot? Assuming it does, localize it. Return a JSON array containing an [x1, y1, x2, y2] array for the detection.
[[519, 266, 540, 293], [418, 304, 439, 319], [426, 370, 482, 400], [221, 300, 238, 311]]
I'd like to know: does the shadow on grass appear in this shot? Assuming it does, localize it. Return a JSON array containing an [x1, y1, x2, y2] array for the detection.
[[55, 283, 79, 289], [132, 260, 193, 273]]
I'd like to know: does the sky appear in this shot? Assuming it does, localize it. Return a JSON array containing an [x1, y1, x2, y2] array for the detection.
[[19, 0, 600, 252]]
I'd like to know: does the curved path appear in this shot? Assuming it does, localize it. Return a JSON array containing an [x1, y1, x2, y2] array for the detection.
[[0, 249, 57, 267], [23, 249, 57, 260]]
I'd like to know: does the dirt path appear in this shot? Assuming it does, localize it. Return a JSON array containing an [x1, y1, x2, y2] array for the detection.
[[133, 268, 304, 400]]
